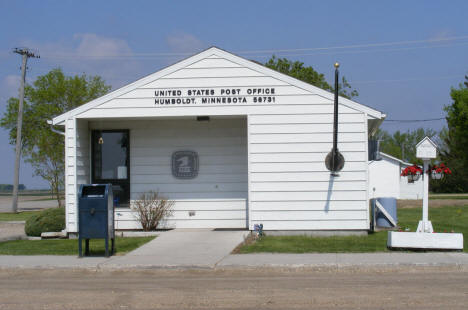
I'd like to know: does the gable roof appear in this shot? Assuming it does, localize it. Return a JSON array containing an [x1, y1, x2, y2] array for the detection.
[[416, 136, 438, 150], [379, 152, 415, 167], [52, 46, 385, 125]]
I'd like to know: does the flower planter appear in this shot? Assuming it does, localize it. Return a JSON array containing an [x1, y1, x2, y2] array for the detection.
[[407, 172, 421, 182], [428, 163, 451, 180], [431, 171, 444, 180], [401, 165, 423, 182]]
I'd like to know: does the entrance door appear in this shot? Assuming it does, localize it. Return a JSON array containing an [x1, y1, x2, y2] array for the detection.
[[91, 130, 130, 208]]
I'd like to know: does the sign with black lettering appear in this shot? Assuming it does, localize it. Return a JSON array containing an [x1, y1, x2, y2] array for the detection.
[[171, 151, 199, 179], [154, 87, 277, 105]]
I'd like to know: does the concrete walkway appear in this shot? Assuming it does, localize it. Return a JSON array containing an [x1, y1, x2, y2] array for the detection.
[[0, 252, 467, 270], [107, 229, 248, 268], [218, 252, 468, 268]]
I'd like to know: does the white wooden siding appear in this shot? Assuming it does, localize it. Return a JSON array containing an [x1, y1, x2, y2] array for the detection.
[[249, 113, 368, 230], [63, 51, 373, 232], [65, 119, 90, 233], [185, 58, 242, 68], [162, 67, 265, 79], [250, 152, 367, 163], [76, 119, 90, 187], [248, 220, 368, 230], [76, 104, 359, 119], [89, 118, 248, 229], [250, 171, 367, 182], [65, 118, 77, 232], [141, 76, 288, 89], [75, 118, 90, 233], [399, 175, 423, 199]]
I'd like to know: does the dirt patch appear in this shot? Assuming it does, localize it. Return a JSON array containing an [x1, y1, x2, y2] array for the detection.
[[398, 199, 468, 209], [231, 232, 258, 254]]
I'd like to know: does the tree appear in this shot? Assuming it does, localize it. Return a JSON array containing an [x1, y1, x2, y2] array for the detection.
[[375, 128, 437, 164], [0, 184, 25, 192], [265, 56, 359, 99], [434, 76, 468, 193], [0, 69, 111, 207]]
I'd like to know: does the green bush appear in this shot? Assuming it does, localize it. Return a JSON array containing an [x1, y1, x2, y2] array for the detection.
[[25, 208, 65, 237]]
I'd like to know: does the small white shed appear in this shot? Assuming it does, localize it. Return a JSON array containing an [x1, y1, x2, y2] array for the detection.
[[368, 152, 423, 200], [51, 47, 385, 234]]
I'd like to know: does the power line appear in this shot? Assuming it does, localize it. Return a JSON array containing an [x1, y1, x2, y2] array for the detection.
[[351, 75, 463, 84], [36, 35, 468, 59], [385, 118, 445, 122], [236, 35, 468, 54], [247, 42, 468, 59]]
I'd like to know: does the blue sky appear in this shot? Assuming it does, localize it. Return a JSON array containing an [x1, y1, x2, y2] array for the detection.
[[1, 0, 467, 188]]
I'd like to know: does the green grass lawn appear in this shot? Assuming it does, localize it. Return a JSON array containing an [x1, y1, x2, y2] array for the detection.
[[0, 237, 155, 255], [0, 211, 41, 222], [238, 205, 468, 254], [27, 197, 59, 201], [429, 195, 468, 200]]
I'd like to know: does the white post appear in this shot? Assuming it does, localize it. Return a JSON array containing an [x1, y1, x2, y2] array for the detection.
[[422, 160, 429, 224], [417, 159, 433, 233]]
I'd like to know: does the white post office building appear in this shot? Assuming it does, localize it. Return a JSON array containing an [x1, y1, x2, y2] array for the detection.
[[51, 47, 385, 234]]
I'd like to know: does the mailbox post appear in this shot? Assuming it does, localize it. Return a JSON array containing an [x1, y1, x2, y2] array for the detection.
[[415, 137, 437, 233], [78, 184, 115, 257], [387, 137, 463, 250]]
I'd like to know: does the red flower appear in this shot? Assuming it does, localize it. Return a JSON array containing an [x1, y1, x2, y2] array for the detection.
[[401, 165, 422, 176], [428, 163, 452, 175]]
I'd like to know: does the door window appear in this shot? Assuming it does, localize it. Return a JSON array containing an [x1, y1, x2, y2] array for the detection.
[[92, 130, 130, 207]]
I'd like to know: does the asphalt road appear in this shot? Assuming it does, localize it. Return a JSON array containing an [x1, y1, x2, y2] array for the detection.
[[0, 196, 57, 212], [0, 267, 467, 309]]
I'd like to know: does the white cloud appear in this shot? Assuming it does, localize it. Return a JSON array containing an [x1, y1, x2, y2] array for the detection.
[[12, 33, 205, 91], [18, 34, 142, 89], [428, 29, 454, 42], [166, 33, 205, 54], [21, 33, 133, 60], [74, 33, 133, 58]]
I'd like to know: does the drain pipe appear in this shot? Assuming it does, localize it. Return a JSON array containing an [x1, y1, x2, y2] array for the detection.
[[47, 120, 65, 136]]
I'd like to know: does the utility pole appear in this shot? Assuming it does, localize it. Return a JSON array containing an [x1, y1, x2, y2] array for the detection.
[[11, 48, 39, 213]]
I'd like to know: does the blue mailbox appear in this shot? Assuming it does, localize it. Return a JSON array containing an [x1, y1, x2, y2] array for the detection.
[[78, 184, 115, 257]]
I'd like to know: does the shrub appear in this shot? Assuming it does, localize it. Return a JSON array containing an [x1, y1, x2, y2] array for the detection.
[[25, 207, 65, 236], [133, 191, 174, 231]]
